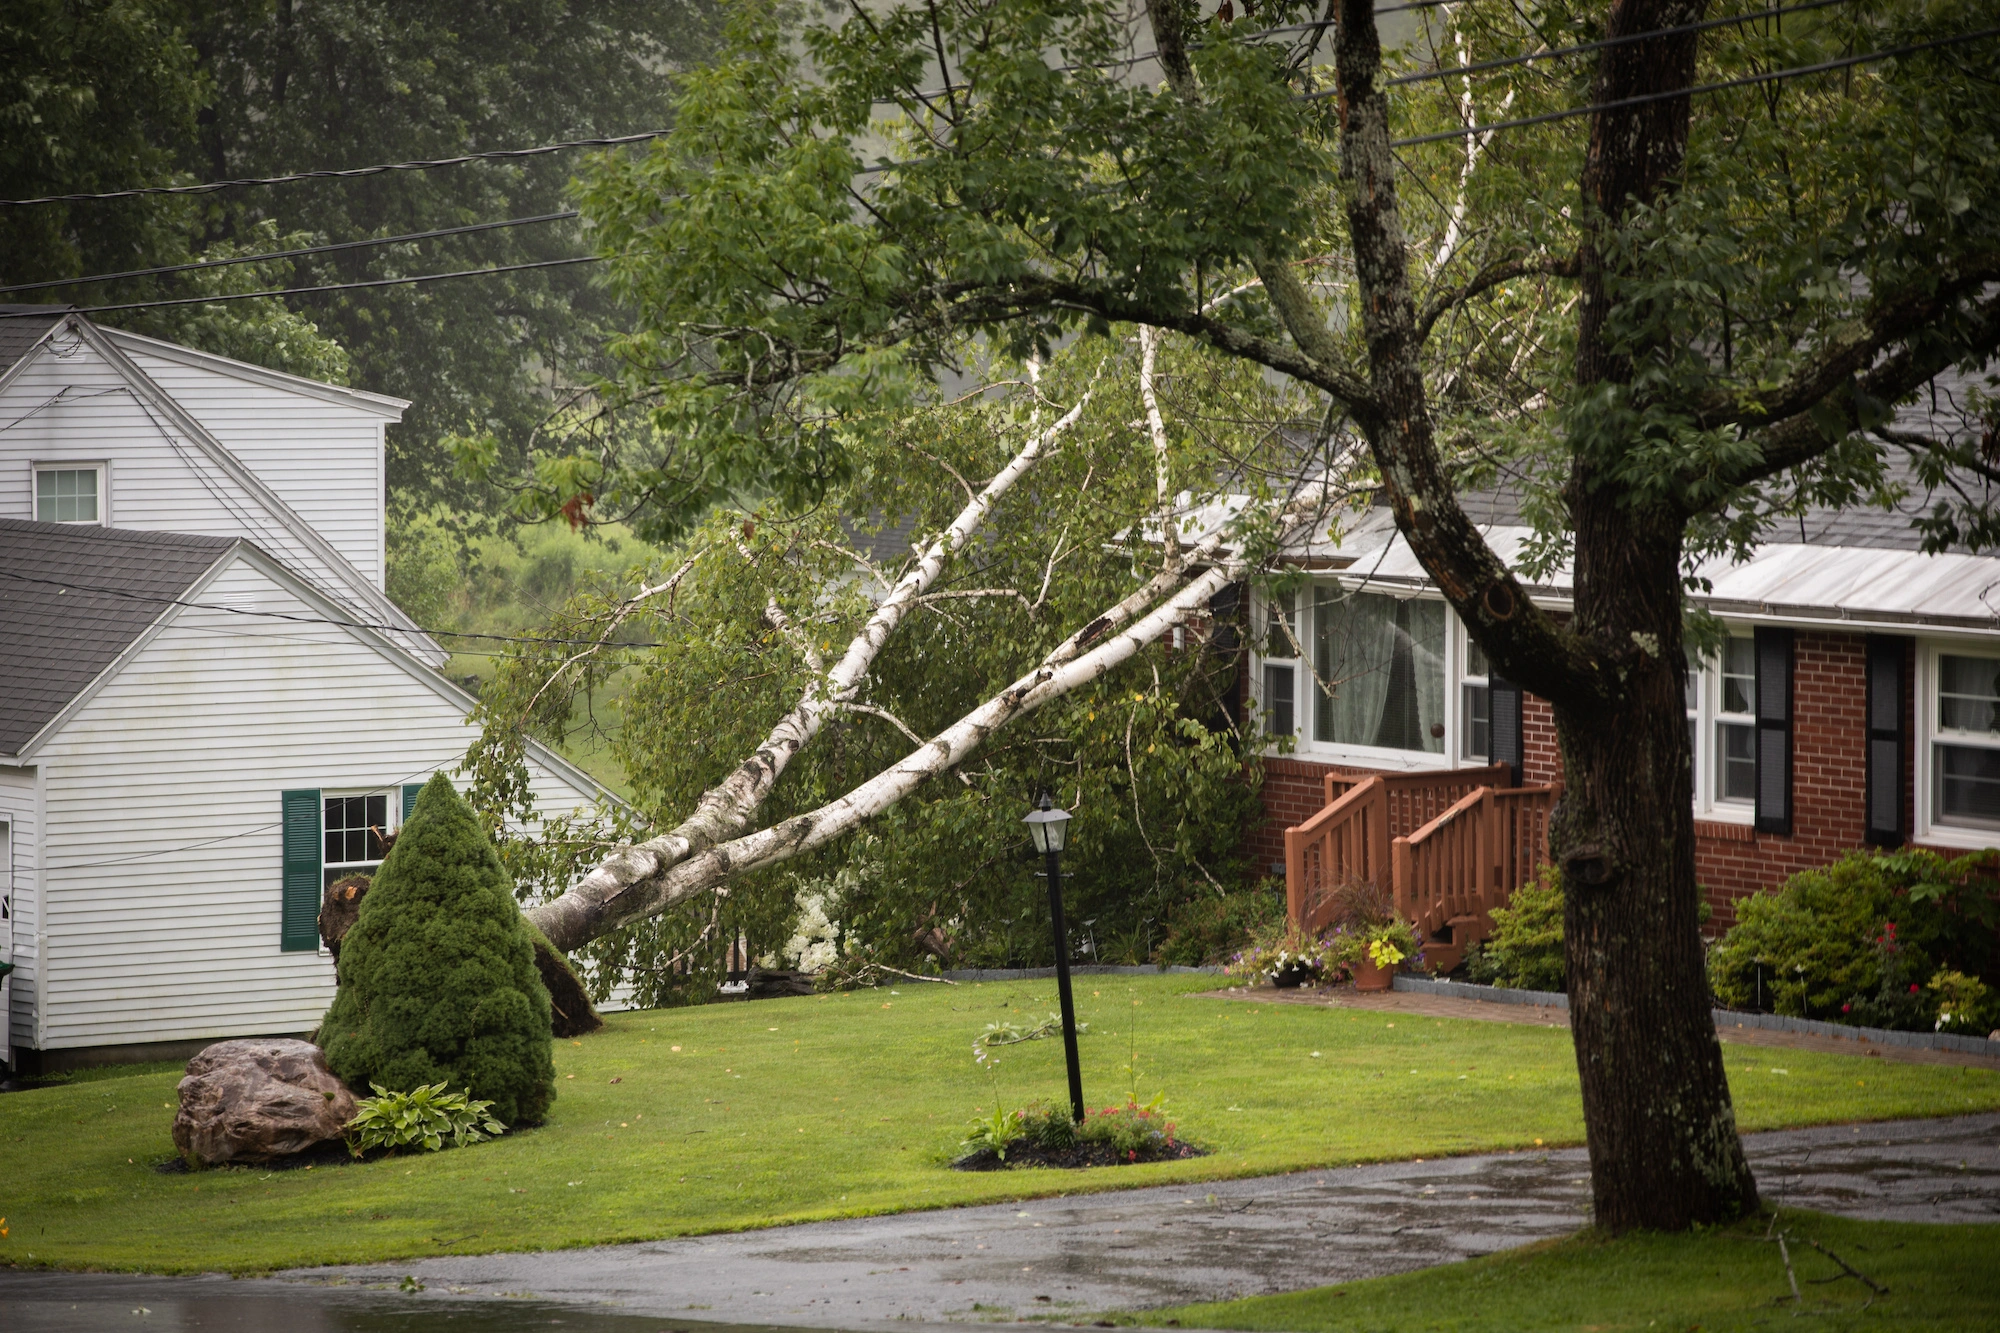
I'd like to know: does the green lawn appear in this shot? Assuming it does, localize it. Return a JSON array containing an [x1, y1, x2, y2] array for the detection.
[[2, 975, 1994, 1274], [1130, 1210, 1998, 1332]]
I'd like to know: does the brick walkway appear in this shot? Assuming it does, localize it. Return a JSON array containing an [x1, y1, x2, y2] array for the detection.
[[1200, 984, 2000, 1071]]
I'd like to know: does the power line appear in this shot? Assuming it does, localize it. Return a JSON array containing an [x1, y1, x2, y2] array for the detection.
[[0, 211, 580, 295], [1383, 23, 2000, 145], [1382, 0, 1860, 91], [873, 1, 1852, 105], [0, 565, 674, 649], [0, 131, 670, 208], [0, 255, 600, 318], [856, 25, 1998, 173]]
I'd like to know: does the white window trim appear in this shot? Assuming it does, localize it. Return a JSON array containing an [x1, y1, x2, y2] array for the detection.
[[1916, 640, 2000, 850], [30, 460, 110, 526], [1685, 632, 1756, 824]]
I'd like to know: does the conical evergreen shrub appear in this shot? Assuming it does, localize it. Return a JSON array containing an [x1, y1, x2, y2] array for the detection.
[[319, 773, 556, 1125]]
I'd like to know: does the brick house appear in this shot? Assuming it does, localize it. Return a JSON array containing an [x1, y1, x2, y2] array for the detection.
[[1247, 476, 2000, 942]]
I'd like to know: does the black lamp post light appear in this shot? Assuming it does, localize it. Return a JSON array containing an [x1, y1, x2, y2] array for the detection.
[[1024, 793, 1086, 1124]]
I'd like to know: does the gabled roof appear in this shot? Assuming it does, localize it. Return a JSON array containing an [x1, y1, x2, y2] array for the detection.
[[104, 326, 409, 418], [0, 309, 445, 667], [0, 519, 235, 757], [0, 518, 626, 814]]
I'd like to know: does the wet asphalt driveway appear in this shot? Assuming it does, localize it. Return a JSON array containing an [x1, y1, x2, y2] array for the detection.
[[4, 1112, 1995, 1332]]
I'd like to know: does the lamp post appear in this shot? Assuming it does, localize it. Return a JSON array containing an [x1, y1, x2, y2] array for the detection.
[[1024, 794, 1085, 1124]]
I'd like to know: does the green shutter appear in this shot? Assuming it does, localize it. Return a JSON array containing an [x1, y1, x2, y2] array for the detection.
[[281, 789, 322, 952], [403, 783, 424, 823]]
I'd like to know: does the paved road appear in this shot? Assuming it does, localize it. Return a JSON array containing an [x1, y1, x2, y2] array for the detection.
[[5, 1113, 1995, 1332]]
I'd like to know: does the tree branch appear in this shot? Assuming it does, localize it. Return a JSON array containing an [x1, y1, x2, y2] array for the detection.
[[1723, 287, 2000, 491], [1417, 251, 1581, 344], [527, 385, 1095, 952], [1695, 256, 2000, 439]]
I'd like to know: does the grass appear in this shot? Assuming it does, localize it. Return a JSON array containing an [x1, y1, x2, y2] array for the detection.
[[2, 974, 1995, 1275], [1128, 1210, 1999, 1332]]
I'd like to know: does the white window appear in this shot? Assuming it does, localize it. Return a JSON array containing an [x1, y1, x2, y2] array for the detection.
[[1714, 636, 1757, 804], [1312, 588, 1446, 753], [323, 792, 391, 889], [1685, 632, 1756, 819], [1461, 636, 1490, 761], [1258, 588, 1299, 738], [35, 464, 105, 524], [1932, 650, 2000, 831]]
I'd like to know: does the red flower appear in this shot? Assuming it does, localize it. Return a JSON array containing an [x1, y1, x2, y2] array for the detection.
[[1842, 1003, 1852, 1013], [1910, 983, 1920, 993]]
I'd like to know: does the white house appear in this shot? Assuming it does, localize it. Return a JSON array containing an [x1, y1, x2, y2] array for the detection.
[[0, 308, 615, 1074]]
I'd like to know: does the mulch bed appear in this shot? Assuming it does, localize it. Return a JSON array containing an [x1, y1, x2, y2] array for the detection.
[[953, 1140, 1210, 1171]]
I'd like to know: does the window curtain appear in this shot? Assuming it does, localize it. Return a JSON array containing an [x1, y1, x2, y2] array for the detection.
[[1313, 589, 1445, 752]]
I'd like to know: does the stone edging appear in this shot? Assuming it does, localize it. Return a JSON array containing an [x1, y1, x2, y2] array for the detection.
[[940, 964, 1224, 982], [1392, 974, 2000, 1057]]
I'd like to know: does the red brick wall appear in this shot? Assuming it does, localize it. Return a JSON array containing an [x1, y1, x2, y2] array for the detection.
[[1254, 630, 1934, 931], [1248, 757, 1332, 879]]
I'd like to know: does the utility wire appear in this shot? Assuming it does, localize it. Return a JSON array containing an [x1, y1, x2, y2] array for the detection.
[[0, 566, 673, 649], [0, 131, 670, 207], [0, 255, 599, 318], [876, 0, 1856, 104], [857, 25, 1997, 173], [1382, 23, 2000, 145], [0, 211, 580, 295], [1382, 0, 1860, 91]]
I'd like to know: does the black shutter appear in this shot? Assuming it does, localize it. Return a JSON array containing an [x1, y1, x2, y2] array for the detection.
[[1753, 627, 1794, 836], [1864, 636, 1908, 847], [1488, 677, 1524, 788], [280, 789, 322, 952]]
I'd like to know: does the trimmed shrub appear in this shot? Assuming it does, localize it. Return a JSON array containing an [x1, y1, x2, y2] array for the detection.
[[1466, 865, 1564, 992], [319, 773, 557, 1125], [1707, 849, 2000, 1029]]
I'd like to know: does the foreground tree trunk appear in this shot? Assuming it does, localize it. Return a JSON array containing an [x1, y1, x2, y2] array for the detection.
[[1552, 0, 1759, 1229], [1321, 0, 1757, 1228]]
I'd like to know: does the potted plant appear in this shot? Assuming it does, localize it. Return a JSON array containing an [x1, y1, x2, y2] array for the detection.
[[1338, 919, 1422, 992]]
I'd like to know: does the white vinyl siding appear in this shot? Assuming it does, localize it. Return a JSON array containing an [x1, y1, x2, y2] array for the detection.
[[24, 556, 601, 1050], [0, 763, 41, 1053]]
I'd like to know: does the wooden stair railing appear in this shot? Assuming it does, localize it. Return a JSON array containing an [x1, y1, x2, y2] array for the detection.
[[1287, 767, 1560, 972], [1285, 775, 1388, 936], [1324, 764, 1510, 840]]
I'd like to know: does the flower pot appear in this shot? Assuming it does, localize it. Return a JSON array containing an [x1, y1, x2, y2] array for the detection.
[[1271, 962, 1318, 990], [1352, 958, 1393, 993]]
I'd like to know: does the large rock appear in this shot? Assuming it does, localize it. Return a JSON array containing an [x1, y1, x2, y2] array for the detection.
[[172, 1039, 357, 1166]]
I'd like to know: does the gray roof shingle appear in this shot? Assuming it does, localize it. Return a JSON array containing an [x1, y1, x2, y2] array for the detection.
[[0, 519, 235, 756], [0, 304, 69, 377]]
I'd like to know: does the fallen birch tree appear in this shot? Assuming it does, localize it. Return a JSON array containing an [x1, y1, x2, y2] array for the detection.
[[466, 335, 1347, 974]]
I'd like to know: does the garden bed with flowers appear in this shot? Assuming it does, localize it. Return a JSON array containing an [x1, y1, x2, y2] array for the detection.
[[953, 1097, 1209, 1170]]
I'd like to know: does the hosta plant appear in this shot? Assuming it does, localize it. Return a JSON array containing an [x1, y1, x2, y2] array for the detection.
[[346, 1082, 506, 1156]]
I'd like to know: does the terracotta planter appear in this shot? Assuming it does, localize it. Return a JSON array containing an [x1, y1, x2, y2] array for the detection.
[[1352, 959, 1393, 993]]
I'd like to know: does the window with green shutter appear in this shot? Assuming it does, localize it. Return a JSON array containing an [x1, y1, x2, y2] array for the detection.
[[280, 790, 322, 952], [403, 783, 425, 822]]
